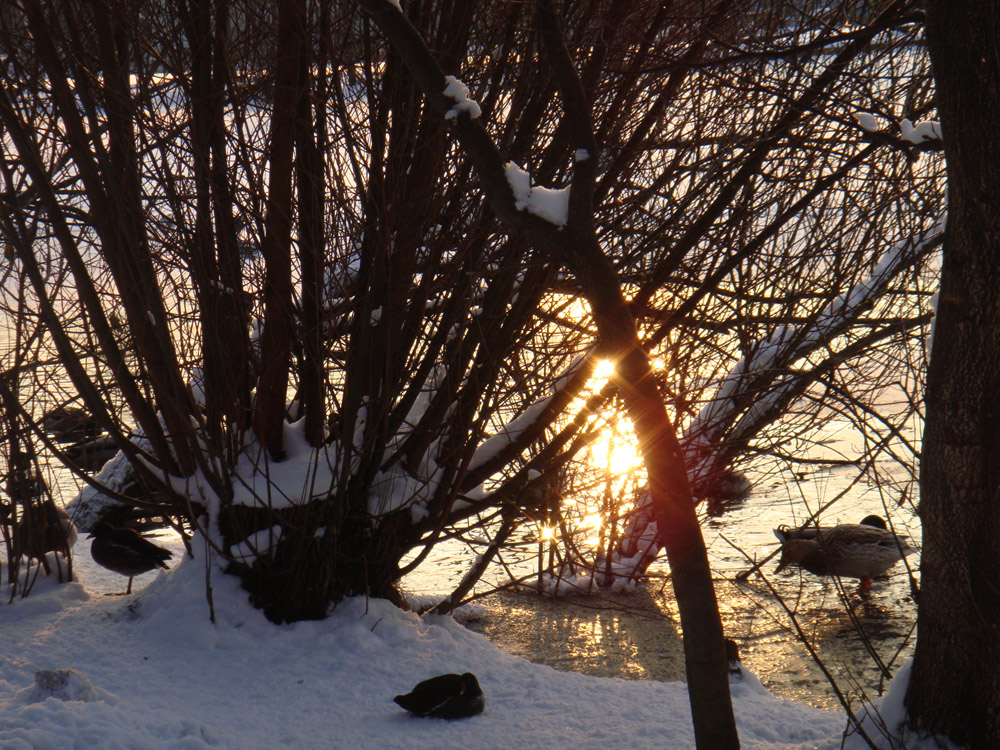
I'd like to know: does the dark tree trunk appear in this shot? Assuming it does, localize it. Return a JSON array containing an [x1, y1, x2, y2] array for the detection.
[[569, 238, 739, 750], [906, 3, 1000, 747], [255, 0, 304, 460], [220, 502, 408, 623], [294, 0, 327, 447]]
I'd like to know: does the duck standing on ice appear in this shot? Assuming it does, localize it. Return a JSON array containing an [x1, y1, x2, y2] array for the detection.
[[774, 515, 915, 590]]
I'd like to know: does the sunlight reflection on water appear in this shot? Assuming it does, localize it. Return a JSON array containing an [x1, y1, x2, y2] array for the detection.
[[404, 446, 920, 711]]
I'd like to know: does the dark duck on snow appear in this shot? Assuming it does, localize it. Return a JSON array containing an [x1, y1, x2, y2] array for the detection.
[[89, 522, 173, 594], [774, 514, 915, 590], [394, 672, 484, 719]]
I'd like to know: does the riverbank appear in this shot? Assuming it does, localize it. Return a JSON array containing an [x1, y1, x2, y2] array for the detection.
[[3, 542, 880, 750]]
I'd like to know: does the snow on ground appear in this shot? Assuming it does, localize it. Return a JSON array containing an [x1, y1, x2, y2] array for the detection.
[[1, 533, 929, 750]]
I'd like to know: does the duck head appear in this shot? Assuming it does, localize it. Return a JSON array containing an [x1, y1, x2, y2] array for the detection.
[[775, 538, 815, 574], [86, 521, 114, 539]]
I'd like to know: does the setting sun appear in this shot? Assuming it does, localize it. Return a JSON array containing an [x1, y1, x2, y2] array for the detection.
[[594, 359, 615, 379]]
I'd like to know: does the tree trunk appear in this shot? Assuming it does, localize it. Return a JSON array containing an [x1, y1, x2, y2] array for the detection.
[[255, 0, 304, 460], [570, 238, 739, 750], [906, 3, 1000, 747], [221, 502, 408, 623]]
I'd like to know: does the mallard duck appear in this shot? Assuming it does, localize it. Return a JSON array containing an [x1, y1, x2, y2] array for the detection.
[[5, 469, 48, 502], [394, 672, 485, 719], [774, 516, 914, 590], [725, 638, 743, 679], [88, 522, 172, 594], [42, 406, 101, 444], [63, 436, 119, 472], [7, 499, 78, 578], [774, 513, 887, 542]]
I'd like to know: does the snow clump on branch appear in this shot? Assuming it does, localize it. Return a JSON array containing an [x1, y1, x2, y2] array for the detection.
[[900, 117, 942, 143], [853, 111, 942, 144], [853, 112, 879, 132], [503, 162, 570, 227], [442, 75, 482, 120]]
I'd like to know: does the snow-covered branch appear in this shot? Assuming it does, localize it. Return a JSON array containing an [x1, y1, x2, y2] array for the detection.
[[616, 215, 944, 574]]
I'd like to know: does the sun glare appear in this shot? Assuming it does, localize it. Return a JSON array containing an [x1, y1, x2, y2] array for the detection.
[[594, 359, 615, 379], [608, 442, 642, 475], [590, 416, 642, 478]]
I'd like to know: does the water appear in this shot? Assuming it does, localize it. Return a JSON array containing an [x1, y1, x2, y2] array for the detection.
[[403, 451, 920, 712]]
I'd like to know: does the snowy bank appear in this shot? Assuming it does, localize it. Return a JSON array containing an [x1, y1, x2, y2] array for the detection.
[[0, 533, 927, 750]]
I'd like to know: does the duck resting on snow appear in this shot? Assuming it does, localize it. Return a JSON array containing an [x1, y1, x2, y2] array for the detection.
[[774, 515, 915, 590], [394, 672, 485, 719]]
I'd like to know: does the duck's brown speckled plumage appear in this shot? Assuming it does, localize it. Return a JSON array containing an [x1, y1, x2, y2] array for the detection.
[[774, 516, 914, 585]]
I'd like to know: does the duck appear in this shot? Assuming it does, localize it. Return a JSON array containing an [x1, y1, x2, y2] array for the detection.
[[63, 436, 119, 472], [6, 499, 78, 578], [725, 638, 743, 679], [6, 469, 48, 502], [774, 515, 914, 590], [88, 522, 173, 594], [774, 513, 887, 542], [42, 406, 102, 444], [394, 672, 485, 719]]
